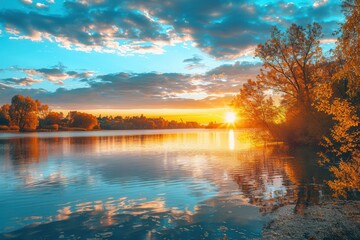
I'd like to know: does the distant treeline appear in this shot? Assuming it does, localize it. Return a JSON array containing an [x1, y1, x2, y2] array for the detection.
[[0, 95, 202, 131], [98, 115, 201, 130]]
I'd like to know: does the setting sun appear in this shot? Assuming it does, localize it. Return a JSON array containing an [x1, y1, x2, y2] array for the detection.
[[225, 112, 236, 124]]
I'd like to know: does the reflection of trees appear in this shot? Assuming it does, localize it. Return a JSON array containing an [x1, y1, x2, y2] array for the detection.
[[230, 145, 329, 214], [0, 137, 80, 189], [0, 134, 169, 164], [0, 138, 44, 165]]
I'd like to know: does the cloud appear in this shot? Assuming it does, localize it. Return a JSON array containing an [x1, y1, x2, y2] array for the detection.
[[126, 0, 272, 58], [0, 0, 342, 59], [12, 64, 95, 84], [1, 77, 42, 86], [36, 3, 48, 9], [0, 82, 13, 89], [0, 62, 258, 109], [313, 0, 329, 8], [0, 2, 181, 55], [204, 61, 261, 94], [20, 0, 32, 5], [183, 55, 205, 69], [207, 61, 260, 77], [183, 56, 202, 64]]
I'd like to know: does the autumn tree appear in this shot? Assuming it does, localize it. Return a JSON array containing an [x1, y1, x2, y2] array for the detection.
[[334, 0, 360, 98], [41, 111, 63, 130], [247, 23, 331, 144], [70, 112, 99, 130], [0, 104, 11, 126], [36, 99, 49, 120], [256, 23, 324, 110], [44, 112, 63, 125], [315, 83, 359, 197], [315, 0, 360, 197], [232, 79, 279, 130], [9, 95, 39, 131]]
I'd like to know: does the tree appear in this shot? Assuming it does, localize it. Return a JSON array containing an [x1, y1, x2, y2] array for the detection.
[[334, 0, 360, 98], [36, 99, 49, 120], [315, 82, 359, 197], [232, 79, 279, 130], [315, 1, 360, 197], [44, 112, 63, 125], [23, 112, 39, 130], [251, 23, 331, 144], [70, 112, 99, 130], [9, 95, 39, 131], [0, 104, 11, 126], [255, 23, 324, 111]]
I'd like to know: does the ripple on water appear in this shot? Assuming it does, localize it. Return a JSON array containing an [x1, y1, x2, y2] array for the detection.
[[0, 129, 330, 239]]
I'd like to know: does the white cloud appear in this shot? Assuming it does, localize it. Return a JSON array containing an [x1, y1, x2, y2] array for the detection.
[[320, 38, 337, 44], [313, 0, 329, 8], [36, 3, 48, 9], [20, 0, 33, 5]]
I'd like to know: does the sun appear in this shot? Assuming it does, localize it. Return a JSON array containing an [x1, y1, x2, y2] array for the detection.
[[225, 112, 236, 124]]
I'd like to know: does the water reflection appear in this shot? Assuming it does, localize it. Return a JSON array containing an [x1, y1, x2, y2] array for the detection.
[[0, 129, 330, 239], [228, 129, 235, 151]]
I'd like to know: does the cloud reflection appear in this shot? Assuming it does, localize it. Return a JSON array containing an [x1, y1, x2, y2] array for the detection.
[[0, 130, 331, 238]]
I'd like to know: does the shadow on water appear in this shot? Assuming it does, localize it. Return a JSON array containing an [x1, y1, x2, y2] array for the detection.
[[0, 130, 334, 239]]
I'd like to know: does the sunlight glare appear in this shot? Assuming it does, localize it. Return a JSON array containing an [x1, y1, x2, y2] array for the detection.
[[225, 112, 236, 124]]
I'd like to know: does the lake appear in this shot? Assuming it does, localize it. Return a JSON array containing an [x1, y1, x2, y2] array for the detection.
[[0, 129, 330, 239]]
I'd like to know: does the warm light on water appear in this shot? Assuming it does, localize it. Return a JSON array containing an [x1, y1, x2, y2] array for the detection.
[[0, 129, 329, 239], [229, 129, 235, 150]]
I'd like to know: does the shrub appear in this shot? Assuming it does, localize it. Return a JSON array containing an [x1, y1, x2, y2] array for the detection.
[[70, 112, 99, 130], [43, 124, 59, 131], [10, 125, 20, 131], [0, 125, 9, 130]]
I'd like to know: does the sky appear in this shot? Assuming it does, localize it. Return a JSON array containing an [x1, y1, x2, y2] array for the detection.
[[0, 0, 343, 123]]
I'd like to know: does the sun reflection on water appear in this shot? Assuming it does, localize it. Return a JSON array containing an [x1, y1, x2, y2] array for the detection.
[[228, 129, 235, 150], [0, 129, 331, 239]]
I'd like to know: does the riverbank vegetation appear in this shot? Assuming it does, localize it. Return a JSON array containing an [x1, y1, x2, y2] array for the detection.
[[0, 96, 202, 131], [232, 0, 359, 197]]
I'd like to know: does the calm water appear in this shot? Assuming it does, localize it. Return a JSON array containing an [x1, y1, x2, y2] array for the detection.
[[0, 129, 329, 239]]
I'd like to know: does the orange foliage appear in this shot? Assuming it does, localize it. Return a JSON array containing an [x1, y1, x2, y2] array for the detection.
[[314, 0, 360, 197], [9, 95, 39, 131], [70, 112, 99, 130]]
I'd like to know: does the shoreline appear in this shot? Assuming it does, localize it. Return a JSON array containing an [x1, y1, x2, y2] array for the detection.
[[262, 200, 360, 239], [0, 127, 208, 133], [0, 126, 257, 134]]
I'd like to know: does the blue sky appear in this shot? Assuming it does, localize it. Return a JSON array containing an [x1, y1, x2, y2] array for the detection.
[[0, 0, 343, 117]]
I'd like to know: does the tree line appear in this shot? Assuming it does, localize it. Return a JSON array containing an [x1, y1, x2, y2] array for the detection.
[[98, 115, 200, 130], [0, 95, 99, 131], [0, 95, 201, 131], [232, 0, 359, 197]]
